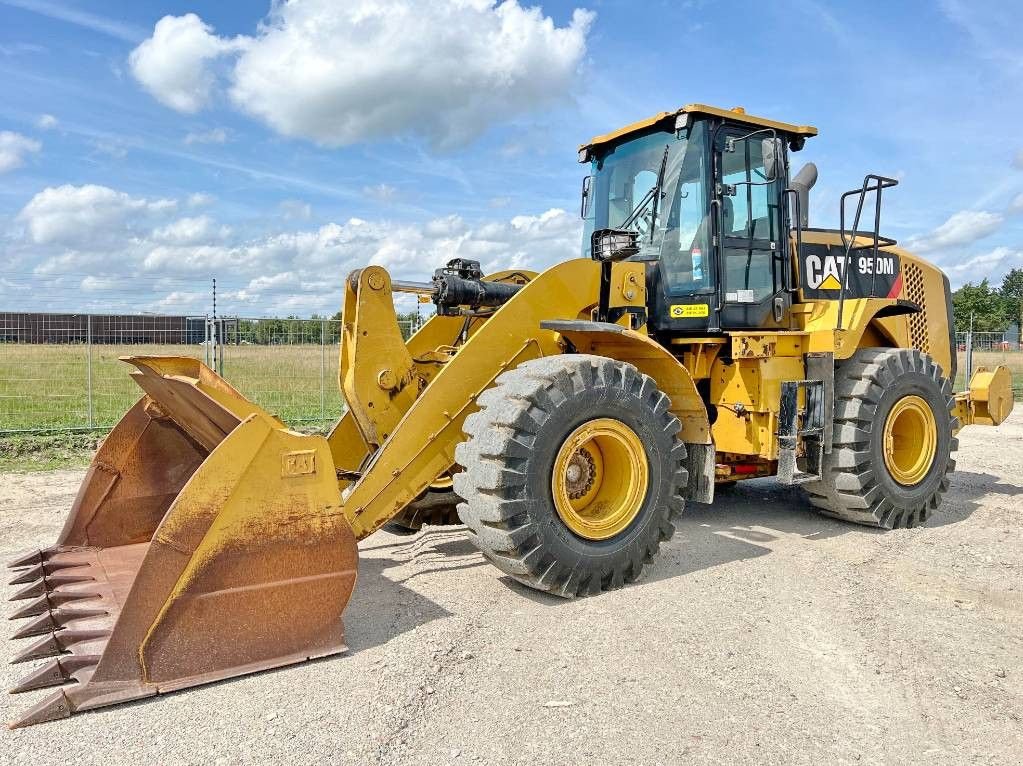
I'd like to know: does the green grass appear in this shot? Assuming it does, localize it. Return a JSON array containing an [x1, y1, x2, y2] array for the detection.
[[0, 432, 99, 471], [0, 343, 345, 433]]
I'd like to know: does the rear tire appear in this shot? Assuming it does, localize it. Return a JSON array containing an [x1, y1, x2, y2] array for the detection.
[[454, 355, 687, 598], [803, 347, 957, 529]]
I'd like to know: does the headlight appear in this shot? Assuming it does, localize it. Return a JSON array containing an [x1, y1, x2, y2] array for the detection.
[[590, 228, 639, 262]]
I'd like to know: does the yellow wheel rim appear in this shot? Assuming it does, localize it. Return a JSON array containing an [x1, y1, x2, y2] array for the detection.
[[882, 395, 938, 486], [551, 418, 649, 540]]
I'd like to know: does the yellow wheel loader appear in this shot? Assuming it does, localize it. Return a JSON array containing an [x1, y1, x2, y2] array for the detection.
[[6, 104, 1014, 727]]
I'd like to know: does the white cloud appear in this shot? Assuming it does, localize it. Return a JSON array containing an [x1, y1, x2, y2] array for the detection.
[[904, 210, 1003, 252], [152, 215, 229, 245], [130, 1, 594, 148], [941, 246, 1023, 283], [1010, 192, 1023, 214], [187, 192, 215, 207], [129, 14, 243, 113], [36, 113, 59, 130], [184, 127, 229, 145], [362, 183, 397, 203], [1013, 149, 1023, 170], [0, 131, 41, 173], [17, 184, 176, 245], [8, 183, 581, 315]]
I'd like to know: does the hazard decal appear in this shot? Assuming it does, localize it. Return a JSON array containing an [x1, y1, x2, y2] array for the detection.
[[670, 303, 710, 318], [800, 244, 901, 300]]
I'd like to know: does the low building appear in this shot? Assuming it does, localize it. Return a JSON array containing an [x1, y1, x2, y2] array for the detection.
[[0, 313, 207, 344]]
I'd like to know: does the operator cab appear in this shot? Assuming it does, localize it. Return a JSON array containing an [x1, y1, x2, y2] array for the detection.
[[579, 104, 817, 335]]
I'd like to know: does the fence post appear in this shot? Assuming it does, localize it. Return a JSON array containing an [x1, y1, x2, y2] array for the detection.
[[86, 314, 94, 429], [964, 313, 974, 385], [320, 319, 326, 423]]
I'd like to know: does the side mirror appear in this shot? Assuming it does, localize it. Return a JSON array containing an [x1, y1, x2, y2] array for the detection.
[[580, 175, 593, 219], [762, 138, 782, 182]]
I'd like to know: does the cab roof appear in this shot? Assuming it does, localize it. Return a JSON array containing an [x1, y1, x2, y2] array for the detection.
[[579, 103, 818, 157]]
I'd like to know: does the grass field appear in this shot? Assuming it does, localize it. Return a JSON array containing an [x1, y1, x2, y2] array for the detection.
[[0, 343, 344, 432], [1, 343, 1020, 436]]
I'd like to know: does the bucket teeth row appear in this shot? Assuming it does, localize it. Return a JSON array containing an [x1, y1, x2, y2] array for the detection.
[[5, 548, 115, 729], [10, 629, 110, 664], [10, 608, 108, 640], [8, 655, 99, 694]]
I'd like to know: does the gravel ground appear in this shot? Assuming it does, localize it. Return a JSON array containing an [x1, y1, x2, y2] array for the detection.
[[2, 412, 1021, 765]]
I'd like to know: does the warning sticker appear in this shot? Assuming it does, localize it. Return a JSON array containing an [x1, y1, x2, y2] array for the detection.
[[670, 303, 710, 318], [800, 244, 901, 300]]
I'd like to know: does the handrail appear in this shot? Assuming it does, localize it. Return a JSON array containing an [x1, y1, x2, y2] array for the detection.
[[783, 188, 803, 294], [836, 174, 899, 328]]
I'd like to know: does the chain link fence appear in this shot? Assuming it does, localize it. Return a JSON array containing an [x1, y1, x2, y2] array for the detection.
[[2, 313, 1018, 435], [954, 331, 1023, 400], [0, 313, 422, 434]]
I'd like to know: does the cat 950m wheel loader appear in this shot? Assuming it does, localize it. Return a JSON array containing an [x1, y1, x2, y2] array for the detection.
[[6, 104, 1014, 727]]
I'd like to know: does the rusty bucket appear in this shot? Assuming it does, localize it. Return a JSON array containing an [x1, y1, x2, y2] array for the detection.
[[6, 357, 358, 728]]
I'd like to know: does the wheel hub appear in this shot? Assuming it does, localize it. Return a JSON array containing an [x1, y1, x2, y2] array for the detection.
[[565, 449, 596, 499], [551, 418, 649, 540], [882, 395, 938, 486]]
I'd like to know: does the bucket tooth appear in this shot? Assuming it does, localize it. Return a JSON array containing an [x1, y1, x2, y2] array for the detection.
[[8, 595, 51, 620], [8, 690, 72, 729], [9, 579, 47, 600], [11, 632, 64, 663], [8, 655, 99, 694], [9, 611, 58, 639], [10, 608, 109, 639], [6, 549, 42, 570], [8, 565, 44, 585], [7, 592, 100, 620], [9, 559, 91, 584], [8, 574, 94, 600], [10, 629, 109, 664]]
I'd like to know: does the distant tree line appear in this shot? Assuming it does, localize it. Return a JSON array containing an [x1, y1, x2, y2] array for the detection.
[[226, 311, 423, 344], [952, 268, 1023, 333]]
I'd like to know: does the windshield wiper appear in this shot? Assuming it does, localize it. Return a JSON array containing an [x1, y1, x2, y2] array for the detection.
[[619, 144, 670, 242]]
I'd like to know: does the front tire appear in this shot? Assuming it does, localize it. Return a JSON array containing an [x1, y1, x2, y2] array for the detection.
[[454, 355, 688, 597], [803, 347, 957, 529]]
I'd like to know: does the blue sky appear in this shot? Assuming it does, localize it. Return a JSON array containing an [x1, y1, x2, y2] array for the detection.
[[0, 0, 1021, 316]]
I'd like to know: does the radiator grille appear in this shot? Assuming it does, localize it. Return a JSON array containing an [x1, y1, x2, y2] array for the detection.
[[905, 263, 929, 353]]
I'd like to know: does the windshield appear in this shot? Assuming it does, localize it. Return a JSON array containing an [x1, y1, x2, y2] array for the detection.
[[584, 124, 712, 295]]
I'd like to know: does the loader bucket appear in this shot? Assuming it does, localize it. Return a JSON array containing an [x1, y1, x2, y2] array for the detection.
[[5, 357, 358, 728]]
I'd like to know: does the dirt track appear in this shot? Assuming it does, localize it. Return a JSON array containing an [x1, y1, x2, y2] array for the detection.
[[2, 412, 1021, 765]]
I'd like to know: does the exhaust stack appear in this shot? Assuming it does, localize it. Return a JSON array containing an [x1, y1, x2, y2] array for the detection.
[[790, 162, 818, 228]]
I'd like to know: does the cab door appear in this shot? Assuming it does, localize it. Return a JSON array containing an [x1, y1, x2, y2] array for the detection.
[[714, 126, 791, 330]]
